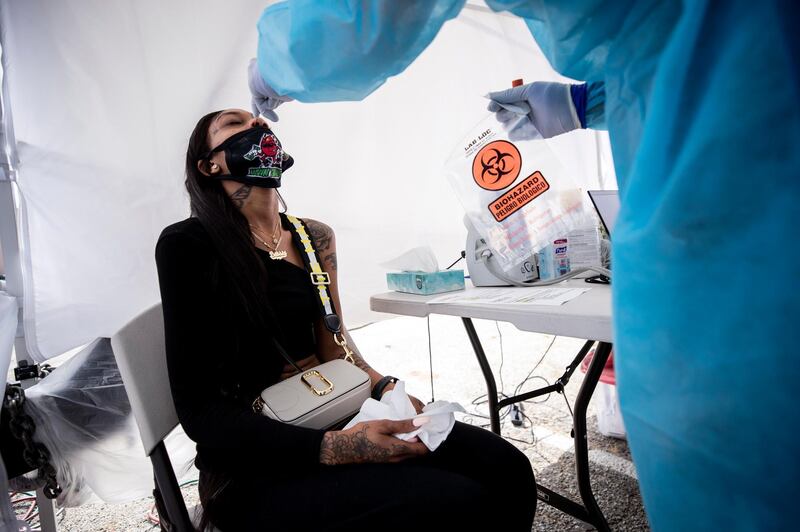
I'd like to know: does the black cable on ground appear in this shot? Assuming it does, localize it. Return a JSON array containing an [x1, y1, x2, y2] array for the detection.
[[461, 332, 560, 446]]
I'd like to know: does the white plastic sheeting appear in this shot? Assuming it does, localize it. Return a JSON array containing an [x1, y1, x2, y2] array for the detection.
[[0, 1, 615, 361], [24, 338, 196, 506]]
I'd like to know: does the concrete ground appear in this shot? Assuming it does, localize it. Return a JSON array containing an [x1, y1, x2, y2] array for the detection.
[[35, 315, 649, 531]]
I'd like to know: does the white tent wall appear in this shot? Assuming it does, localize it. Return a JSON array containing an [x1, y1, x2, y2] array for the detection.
[[1, 1, 615, 363]]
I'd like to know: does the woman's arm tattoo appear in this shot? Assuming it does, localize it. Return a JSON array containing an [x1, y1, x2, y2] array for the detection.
[[230, 185, 253, 209], [344, 330, 373, 373], [304, 220, 369, 370], [324, 252, 338, 271], [305, 219, 333, 251]]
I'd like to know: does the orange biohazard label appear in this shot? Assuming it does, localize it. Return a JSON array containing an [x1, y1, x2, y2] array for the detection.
[[472, 140, 522, 191], [488, 171, 550, 222]]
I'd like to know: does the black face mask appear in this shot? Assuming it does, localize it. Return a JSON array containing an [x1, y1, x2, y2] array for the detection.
[[204, 126, 294, 188]]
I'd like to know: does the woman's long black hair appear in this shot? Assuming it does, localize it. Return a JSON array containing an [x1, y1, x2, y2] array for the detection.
[[184, 111, 279, 349], [186, 111, 284, 532]]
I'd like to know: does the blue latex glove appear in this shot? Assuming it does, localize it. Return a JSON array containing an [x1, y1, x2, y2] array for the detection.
[[487, 81, 581, 140], [248, 59, 292, 122]]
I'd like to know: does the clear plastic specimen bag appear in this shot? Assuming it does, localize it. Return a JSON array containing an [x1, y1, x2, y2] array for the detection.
[[445, 114, 594, 274]]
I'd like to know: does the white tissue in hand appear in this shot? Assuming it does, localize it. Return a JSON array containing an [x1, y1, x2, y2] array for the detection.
[[379, 246, 440, 273], [344, 381, 464, 451]]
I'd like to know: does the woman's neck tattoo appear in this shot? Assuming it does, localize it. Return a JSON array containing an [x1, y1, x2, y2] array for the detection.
[[231, 184, 253, 209]]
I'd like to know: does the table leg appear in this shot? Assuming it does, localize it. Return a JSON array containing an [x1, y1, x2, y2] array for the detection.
[[457, 318, 611, 530], [460, 317, 501, 434], [573, 341, 612, 532]]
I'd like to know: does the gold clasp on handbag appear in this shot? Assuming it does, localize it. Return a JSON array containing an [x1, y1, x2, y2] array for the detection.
[[333, 332, 356, 365], [301, 370, 334, 396], [252, 395, 266, 414]]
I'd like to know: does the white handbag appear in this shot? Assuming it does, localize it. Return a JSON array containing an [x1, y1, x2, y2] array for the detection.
[[253, 358, 370, 430], [251, 214, 371, 429]]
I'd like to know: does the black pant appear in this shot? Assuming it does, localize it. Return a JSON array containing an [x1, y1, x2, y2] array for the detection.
[[199, 422, 536, 531]]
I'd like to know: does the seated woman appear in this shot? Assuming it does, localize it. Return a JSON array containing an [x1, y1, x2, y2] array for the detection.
[[155, 109, 536, 531]]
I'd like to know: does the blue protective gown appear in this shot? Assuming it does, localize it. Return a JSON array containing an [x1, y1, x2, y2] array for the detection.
[[257, 1, 800, 529]]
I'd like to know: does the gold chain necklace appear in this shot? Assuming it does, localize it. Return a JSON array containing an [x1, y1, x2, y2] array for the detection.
[[250, 218, 287, 260], [249, 217, 280, 246]]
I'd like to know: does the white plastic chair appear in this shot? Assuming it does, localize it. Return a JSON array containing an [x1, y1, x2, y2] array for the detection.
[[111, 303, 200, 531]]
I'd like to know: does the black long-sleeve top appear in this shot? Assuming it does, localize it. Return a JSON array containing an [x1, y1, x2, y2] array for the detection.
[[155, 216, 325, 474]]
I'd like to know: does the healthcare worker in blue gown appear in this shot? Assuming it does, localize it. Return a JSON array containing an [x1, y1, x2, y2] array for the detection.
[[249, 1, 800, 529]]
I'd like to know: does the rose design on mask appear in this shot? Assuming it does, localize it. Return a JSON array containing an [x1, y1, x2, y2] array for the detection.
[[244, 133, 283, 169]]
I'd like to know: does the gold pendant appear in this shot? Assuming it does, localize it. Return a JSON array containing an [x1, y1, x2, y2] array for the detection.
[[269, 250, 288, 260]]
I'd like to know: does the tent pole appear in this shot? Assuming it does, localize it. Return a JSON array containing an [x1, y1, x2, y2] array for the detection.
[[0, 25, 32, 369], [0, 28, 58, 532], [0, 179, 31, 368]]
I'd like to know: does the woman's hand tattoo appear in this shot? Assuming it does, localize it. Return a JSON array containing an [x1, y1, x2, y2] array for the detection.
[[320, 426, 390, 465], [319, 420, 427, 466]]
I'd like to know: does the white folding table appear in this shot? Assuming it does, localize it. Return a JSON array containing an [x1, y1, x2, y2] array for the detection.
[[370, 280, 613, 531]]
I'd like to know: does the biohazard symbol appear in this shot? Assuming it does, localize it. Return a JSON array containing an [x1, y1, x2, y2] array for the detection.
[[472, 140, 522, 191]]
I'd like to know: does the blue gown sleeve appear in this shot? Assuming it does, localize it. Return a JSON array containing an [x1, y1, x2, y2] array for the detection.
[[256, 0, 465, 102], [583, 81, 606, 129], [569, 81, 606, 130], [485, 0, 637, 82]]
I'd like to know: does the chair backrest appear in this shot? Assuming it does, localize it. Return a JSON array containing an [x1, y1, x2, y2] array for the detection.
[[111, 302, 177, 456]]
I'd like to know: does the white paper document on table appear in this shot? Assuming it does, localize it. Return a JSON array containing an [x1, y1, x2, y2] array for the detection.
[[428, 286, 591, 306]]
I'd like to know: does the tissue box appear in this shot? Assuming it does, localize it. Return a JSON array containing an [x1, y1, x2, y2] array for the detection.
[[386, 270, 465, 295]]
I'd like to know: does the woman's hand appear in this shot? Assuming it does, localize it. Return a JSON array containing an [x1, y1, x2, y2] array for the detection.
[[248, 58, 292, 122], [319, 419, 428, 466], [280, 354, 321, 381]]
